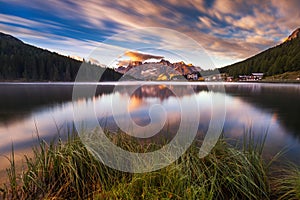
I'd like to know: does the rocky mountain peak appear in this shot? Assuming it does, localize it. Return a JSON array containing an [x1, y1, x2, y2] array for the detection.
[[115, 59, 202, 76], [285, 28, 300, 42]]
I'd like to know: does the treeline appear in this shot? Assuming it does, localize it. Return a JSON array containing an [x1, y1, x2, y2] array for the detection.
[[0, 32, 122, 81], [220, 37, 300, 77]]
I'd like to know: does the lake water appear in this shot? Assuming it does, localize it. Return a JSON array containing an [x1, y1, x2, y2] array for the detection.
[[0, 82, 300, 170]]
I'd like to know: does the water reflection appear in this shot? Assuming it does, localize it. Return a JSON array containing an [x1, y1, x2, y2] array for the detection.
[[222, 83, 300, 138], [0, 83, 300, 167]]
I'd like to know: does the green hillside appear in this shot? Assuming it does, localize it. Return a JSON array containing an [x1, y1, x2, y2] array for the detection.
[[220, 30, 300, 78], [0, 32, 121, 81]]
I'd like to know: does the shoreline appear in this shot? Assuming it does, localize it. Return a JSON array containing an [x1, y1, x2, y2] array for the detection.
[[0, 80, 299, 84]]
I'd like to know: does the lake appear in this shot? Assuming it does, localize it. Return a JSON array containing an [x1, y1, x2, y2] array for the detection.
[[0, 82, 300, 171]]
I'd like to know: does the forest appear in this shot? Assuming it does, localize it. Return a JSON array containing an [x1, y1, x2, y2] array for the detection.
[[0, 32, 121, 81], [219, 36, 300, 77]]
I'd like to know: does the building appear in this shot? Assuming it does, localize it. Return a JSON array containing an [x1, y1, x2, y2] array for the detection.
[[251, 73, 264, 80], [226, 76, 234, 82], [187, 73, 198, 80], [238, 73, 264, 81]]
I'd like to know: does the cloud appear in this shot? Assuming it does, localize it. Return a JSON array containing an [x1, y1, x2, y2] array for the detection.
[[124, 51, 164, 62], [198, 16, 217, 28], [1, 0, 300, 67], [70, 55, 83, 61], [88, 57, 100, 65], [271, 0, 300, 30], [117, 60, 131, 67], [245, 35, 274, 46], [75, 0, 288, 64], [213, 0, 258, 16]]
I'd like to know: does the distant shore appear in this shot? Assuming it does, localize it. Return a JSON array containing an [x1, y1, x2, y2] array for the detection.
[[0, 80, 299, 85]]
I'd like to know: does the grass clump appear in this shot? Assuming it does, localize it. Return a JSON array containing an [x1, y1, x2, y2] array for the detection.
[[1, 133, 129, 199], [271, 163, 300, 200], [0, 131, 275, 199], [99, 139, 270, 200]]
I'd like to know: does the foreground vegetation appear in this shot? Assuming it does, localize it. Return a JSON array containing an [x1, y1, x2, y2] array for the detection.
[[0, 132, 299, 199]]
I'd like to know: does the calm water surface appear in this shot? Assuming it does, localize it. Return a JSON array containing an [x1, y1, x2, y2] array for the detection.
[[0, 82, 300, 169]]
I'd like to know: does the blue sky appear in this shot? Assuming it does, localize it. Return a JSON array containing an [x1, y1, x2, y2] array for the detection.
[[0, 0, 299, 69]]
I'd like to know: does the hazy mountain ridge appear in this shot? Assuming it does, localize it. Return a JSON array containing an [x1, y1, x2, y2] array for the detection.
[[220, 28, 300, 77], [0, 32, 121, 81]]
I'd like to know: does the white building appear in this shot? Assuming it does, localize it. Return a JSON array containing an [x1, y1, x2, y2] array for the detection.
[[187, 73, 198, 80]]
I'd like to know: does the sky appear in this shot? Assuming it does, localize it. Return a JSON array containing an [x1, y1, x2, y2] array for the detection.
[[0, 0, 299, 69]]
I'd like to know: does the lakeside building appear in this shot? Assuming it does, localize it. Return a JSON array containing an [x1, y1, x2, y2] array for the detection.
[[239, 73, 264, 81], [203, 73, 226, 81], [187, 73, 198, 80]]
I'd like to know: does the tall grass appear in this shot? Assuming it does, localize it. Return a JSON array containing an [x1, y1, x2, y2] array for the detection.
[[1, 144, 19, 199], [0, 130, 290, 199], [271, 163, 300, 200], [98, 138, 270, 200]]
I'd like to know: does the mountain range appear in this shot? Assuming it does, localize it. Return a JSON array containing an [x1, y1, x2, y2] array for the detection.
[[0, 28, 300, 81], [220, 28, 300, 77], [116, 59, 202, 81]]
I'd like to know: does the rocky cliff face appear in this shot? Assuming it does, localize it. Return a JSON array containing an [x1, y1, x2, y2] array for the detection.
[[285, 28, 300, 42], [115, 59, 201, 77]]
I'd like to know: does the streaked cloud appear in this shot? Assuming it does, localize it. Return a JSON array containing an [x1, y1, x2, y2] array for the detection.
[[0, 0, 299, 68], [124, 51, 164, 62]]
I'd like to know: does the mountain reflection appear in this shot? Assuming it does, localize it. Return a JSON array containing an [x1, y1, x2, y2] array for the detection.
[[113, 84, 204, 101]]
